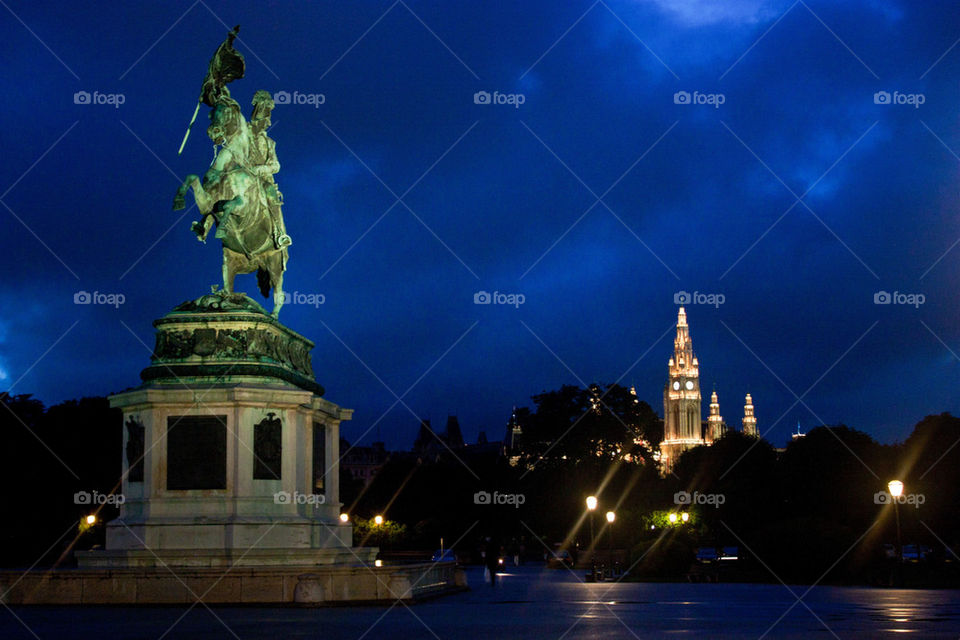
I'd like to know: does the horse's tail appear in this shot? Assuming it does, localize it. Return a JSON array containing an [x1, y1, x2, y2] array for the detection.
[[256, 267, 271, 299]]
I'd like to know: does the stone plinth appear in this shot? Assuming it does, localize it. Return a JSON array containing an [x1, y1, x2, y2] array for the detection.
[[141, 292, 322, 395], [78, 292, 364, 569]]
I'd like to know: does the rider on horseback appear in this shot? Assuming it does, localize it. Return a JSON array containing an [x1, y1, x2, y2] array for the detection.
[[188, 94, 290, 250], [249, 90, 291, 249]]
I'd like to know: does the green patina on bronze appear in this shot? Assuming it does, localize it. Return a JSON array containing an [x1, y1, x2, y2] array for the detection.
[[141, 290, 324, 396], [173, 26, 292, 318]]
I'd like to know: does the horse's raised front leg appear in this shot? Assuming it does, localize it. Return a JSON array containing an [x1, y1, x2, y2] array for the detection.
[[173, 174, 199, 211]]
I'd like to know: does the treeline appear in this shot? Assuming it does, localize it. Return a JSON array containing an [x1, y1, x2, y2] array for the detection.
[[347, 384, 960, 585], [3, 388, 959, 586]]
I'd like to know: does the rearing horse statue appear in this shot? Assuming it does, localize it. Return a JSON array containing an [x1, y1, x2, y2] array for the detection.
[[173, 27, 291, 318]]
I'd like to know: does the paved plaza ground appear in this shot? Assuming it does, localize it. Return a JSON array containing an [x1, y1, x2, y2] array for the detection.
[[3, 565, 959, 638]]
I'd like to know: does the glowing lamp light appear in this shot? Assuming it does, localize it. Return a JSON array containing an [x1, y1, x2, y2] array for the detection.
[[668, 513, 678, 524], [339, 513, 349, 523], [85, 515, 97, 526], [888, 480, 904, 498], [681, 512, 690, 523], [586, 496, 598, 511], [605, 511, 615, 524], [374, 515, 384, 525], [374, 559, 383, 567]]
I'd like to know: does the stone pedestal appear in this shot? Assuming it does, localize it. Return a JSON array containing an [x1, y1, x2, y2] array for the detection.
[[78, 292, 372, 568]]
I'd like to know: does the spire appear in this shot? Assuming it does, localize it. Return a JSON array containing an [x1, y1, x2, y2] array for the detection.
[[505, 407, 522, 451], [670, 307, 696, 377], [444, 415, 464, 449], [413, 419, 435, 453], [707, 389, 724, 441], [742, 393, 757, 437]]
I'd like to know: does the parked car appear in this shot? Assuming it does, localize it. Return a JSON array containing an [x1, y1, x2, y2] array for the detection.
[[696, 547, 718, 562], [719, 546, 739, 561], [901, 544, 932, 562], [430, 549, 457, 563], [547, 548, 573, 569]]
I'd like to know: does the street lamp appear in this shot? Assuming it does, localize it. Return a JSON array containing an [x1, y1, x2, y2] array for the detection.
[[85, 514, 97, 526], [681, 512, 689, 523], [668, 512, 678, 524], [339, 513, 349, 523], [605, 511, 615, 578], [888, 480, 904, 570], [586, 496, 597, 544], [374, 515, 384, 526], [586, 496, 597, 580]]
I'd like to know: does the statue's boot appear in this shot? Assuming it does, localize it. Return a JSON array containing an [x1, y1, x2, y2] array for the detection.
[[277, 234, 292, 248]]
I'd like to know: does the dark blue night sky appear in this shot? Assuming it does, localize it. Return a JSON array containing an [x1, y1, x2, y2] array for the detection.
[[2, 0, 958, 450]]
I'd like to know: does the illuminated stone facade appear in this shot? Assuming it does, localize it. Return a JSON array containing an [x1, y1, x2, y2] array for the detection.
[[660, 307, 704, 473]]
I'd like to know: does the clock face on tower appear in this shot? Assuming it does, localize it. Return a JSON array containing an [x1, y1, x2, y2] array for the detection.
[[685, 380, 695, 390], [673, 381, 680, 391]]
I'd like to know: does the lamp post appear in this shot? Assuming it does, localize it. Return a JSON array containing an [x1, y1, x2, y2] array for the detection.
[[888, 480, 903, 576], [605, 511, 615, 578], [586, 496, 597, 580]]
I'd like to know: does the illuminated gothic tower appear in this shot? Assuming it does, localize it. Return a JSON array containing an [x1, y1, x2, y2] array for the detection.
[[707, 390, 725, 442], [742, 393, 757, 436], [660, 307, 703, 473]]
